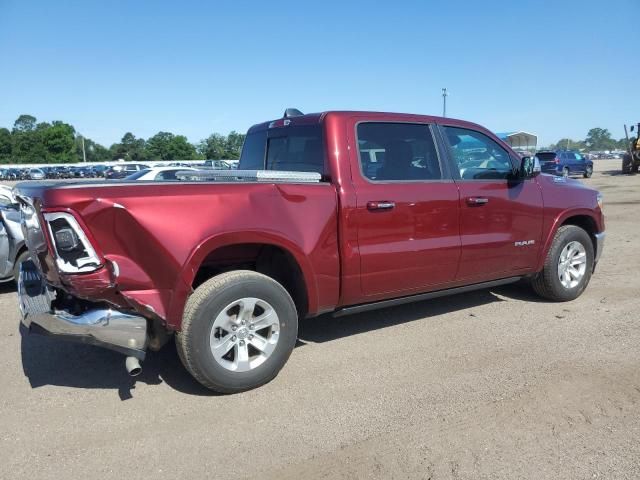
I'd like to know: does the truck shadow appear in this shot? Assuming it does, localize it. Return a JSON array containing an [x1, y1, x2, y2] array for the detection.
[[19, 283, 546, 399], [0, 282, 16, 294], [298, 284, 542, 344]]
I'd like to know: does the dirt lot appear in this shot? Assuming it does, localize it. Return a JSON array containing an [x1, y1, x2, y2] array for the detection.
[[1, 161, 639, 480]]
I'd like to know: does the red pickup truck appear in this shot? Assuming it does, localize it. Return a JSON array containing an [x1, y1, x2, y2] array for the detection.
[[16, 110, 605, 393]]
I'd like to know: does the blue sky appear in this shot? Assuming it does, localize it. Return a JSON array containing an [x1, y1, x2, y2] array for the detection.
[[1, 0, 638, 147]]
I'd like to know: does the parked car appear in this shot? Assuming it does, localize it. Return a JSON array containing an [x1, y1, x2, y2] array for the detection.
[[26, 168, 46, 180], [0, 169, 7, 180], [51, 166, 71, 179], [125, 166, 198, 181], [202, 159, 233, 169], [105, 163, 149, 179], [91, 164, 109, 177], [5, 169, 20, 180], [0, 186, 28, 284], [16, 109, 605, 393], [39, 166, 54, 179], [537, 150, 594, 178]]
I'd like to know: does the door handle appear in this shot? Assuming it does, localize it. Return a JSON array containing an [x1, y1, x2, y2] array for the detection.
[[367, 201, 395, 211], [466, 197, 489, 206]]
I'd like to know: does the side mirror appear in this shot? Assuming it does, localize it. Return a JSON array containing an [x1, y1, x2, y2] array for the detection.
[[520, 156, 541, 178]]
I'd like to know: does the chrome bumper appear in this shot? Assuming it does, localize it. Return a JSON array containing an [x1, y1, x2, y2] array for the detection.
[[595, 232, 605, 263], [17, 262, 148, 359]]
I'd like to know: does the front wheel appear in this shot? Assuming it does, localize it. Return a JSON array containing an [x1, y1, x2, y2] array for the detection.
[[176, 270, 298, 393], [531, 225, 594, 301]]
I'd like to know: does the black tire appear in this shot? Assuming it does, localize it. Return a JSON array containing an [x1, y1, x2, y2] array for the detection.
[[622, 154, 633, 174], [583, 165, 593, 178], [562, 167, 570, 178], [12, 250, 30, 285], [176, 270, 298, 393], [531, 225, 594, 302]]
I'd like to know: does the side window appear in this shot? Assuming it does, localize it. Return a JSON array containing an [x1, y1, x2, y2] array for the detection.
[[356, 123, 442, 181], [442, 126, 514, 180]]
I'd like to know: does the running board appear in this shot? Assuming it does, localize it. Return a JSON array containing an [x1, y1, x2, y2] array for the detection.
[[333, 277, 522, 318]]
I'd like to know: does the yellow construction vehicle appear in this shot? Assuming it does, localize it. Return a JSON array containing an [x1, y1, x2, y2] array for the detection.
[[622, 123, 640, 174]]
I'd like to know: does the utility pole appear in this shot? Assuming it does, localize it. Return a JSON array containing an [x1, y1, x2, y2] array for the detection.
[[80, 136, 87, 163], [442, 88, 448, 117]]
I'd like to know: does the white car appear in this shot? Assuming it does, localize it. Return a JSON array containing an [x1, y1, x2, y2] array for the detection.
[[125, 166, 198, 181]]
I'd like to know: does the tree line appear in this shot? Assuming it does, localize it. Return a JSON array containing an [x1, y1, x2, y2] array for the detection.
[[548, 127, 629, 152], [0, 114, 246, 164], [0, 114, 628, 165]]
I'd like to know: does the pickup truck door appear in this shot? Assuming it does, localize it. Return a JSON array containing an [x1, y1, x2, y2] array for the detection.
[[438, 125, 543, 282], [349, 121, 461, 299]]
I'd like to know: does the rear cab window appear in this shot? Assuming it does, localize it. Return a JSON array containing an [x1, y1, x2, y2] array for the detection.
[[239, 124, 326, 175]]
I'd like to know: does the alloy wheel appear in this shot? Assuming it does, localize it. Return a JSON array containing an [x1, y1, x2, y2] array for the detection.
[[557, 241, 587, 289], [209, 297, 280, 372]]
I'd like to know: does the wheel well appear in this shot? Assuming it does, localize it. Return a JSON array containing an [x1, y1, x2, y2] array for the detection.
[[192, 243, 309, 318], [561, 215, 597, 252]]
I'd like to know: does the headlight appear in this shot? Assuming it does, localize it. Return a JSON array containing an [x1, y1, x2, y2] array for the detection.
[[596, 193, 603, 210], [43, 212, 102, 273]]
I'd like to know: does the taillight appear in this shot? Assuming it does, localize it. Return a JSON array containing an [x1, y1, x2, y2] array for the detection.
[[43, 212, 102, 273], [554, 157, 560, 164]]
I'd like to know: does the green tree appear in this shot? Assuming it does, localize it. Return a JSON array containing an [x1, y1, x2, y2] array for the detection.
[[42, 121, 76, 163], [146, 131, 197, 160], [617, 138, 630, 150], [110, 132, 148, 161], [225, 131, 245, 159], [12, 114, 37, 133], [198, 131, 246, 159], [585, 128, 615, 151], [75, 137, 111, 163], [198, 133, 227, 159], [0, 128, 11, 161]]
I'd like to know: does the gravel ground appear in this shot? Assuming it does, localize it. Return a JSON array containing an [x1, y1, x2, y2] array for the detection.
[[0, 161, 639, 479]]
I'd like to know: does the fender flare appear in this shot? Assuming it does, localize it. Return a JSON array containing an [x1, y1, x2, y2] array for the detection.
[[535, 208, 600, 272], [165, 230, 319, 329]]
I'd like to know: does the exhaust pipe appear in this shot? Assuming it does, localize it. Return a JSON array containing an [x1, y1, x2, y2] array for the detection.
[[125, 356, 142, 376]]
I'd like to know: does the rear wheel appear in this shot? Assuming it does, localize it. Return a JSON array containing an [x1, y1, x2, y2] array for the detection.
[[176, 270, 298, 393], [562, 166, 570, 178], [583, 165, 593, 178], [531, 225, 594, 301]]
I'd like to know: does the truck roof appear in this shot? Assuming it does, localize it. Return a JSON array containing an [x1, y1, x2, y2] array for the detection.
[[247, 110, 490, 135]]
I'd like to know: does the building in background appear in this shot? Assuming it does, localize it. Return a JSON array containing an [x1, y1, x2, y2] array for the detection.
[[497, 131, 538, 156]]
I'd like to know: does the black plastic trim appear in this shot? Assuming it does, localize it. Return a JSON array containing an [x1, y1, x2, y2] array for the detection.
[[333, 276, 521, 317]]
